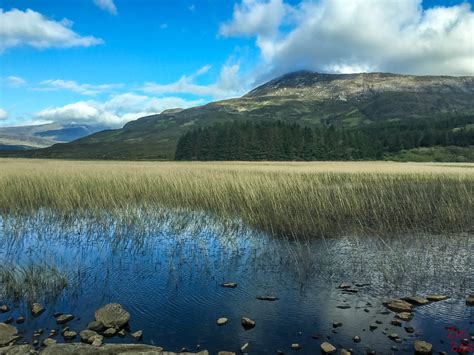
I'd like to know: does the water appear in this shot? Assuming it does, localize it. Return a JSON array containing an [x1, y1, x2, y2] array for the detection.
[[0, 209, 472, 354]]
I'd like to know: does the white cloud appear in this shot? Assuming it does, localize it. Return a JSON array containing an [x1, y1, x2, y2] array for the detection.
[[39, 79, 124, 96], [5, 76, 27, 87], [142, 64, 245, 99], [221, 0, 474, 77], [34, 93, 204, 127], [0, 108, 8, 120], [0, 8, 103, 52], [93, 0, 118, 15]]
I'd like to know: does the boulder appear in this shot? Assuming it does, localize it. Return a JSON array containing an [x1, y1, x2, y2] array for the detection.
[[414, 340, 432, 354], [31, 303, 44, 317], [0, 323, 19, 347], [95, 304, 130, 329], [0, 345, 34, 354], [383, 299, 413, 313], [320, 342, 336, 353]]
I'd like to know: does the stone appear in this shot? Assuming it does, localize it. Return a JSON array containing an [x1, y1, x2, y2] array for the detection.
[[0, 323, 19, 346], [396, 312, 412, 321], [353, 336, 361, 343], [426, 294, 449, 302], [43, 338, 57, 346], [15, 317, 24, 324], [49, 330, 58, 337], [53, 312, 63, 318], [332, 322, 342, 328], [91, 337, 103, 347], [62, 331, 77, 340], [218, 352, 236, 355], [290, 343, 301, 350], [336, 304, 351, 309], [31, 303, 44, 317], [405, 326, 415, 333], [4, 317, 13, 324], [95, 304, 130, 329], [342, 289, 359, 293], [391, 319, 402, 327], [80, 330, 101, 344], [131, 330, 143, 340], [39, 344, 172, 354], [320, 342, 336, 353], [0, 305, 9, 313], [217, 318, 228, 326], [466, 294, 474, 306], [87, 320, 105, 332], [388, 333, 400, 340], [375, 320, 383, 324], [369, 324, 377, 331], [338, 282, 351, 289], [103, 328, 117, 337], [341, 349, 351, 355], [414, 340, 432, 354], [241, 317, 255, 329], [240, 342, 249, 353], [256, 296, 278, 301], [221, 282, 237, 288], [384, 299, 413, 313], [56, 314, 74, 324], [403, 296, 429, 305], [118, 329, 126, 337]]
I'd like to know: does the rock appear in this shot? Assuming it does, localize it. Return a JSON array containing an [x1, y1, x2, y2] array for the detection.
[[62, 331, 77, 340], [426, 294, 449, 302], [353, 336, 361, 343], [4, 317, 13, 324], [218, 352, 236, 355], [388, 333, 400, 340], [40, 344, 172, 354], [256, 296, 278, 301], [391, 319, 402, 327], [403, 296, 429, 305], [95, 304, 130, 329], [217, 318, 228, 326], [0, 323, 19, 346], [290, 343, 301, 350], [375, 320, 383, 324], [131, 330, 143, 340], [336, 304, 351, 309], [221, 282, 237, 288], [466, 294, 474, 306], [31, 303, 44, 317], [240, 342, 249, 353], [117, 329, 126, 337], [341, 349, 351, 355], [0, 306, 9, 313], [49, 330, 58, 337], [405, 326, 415, 333], [384, 299, 413, 313], [53, 312, 63, 318], [87, 321, 105, 332], [80, 330, 101, 344], [369, 324, 377, 331], [414, 340, 432, 354], [91, 336, 103, 347], [43, 338, 57, 346], [15, 317, 24, 324], [342, 289, 359, 293], [56, 314, 74, 324], [395, 312, 412, 321], [320, 342, 336, 353], [338, 282, 351, 289], [241, 317, 255, 329], [103, 328, 117, 337], [332, 322, 343, 328]]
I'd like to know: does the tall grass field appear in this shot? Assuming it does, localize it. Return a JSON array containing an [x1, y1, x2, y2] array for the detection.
[[0, 159, 472, 237]]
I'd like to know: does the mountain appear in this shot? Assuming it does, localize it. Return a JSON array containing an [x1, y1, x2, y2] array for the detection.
[[0, 123, 108, 150], [2, 71, 474, 160]]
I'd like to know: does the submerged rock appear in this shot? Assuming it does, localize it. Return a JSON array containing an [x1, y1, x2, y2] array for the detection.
[[241, 317, 255, 329], [56, 314, 74, 324], [320, 342, 336, 353], [332, 322, 342, 328], [403, 296, 429, 305], [384, 299, 413, 313], [95, 304, 130, 329], [31, 303, 44, 317], [0, 323, 19, 346], [426, 294, 449, 302], [414, 340, 432, 354], [221, 282, 237, 288], [353, 336, 361, 343], [336, 304, 351, 309]]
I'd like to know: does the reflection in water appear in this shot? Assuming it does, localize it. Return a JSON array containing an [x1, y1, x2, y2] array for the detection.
[[0, 209, 472, 353]]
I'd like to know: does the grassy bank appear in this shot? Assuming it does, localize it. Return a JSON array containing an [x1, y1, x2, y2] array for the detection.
[[0, 159, 472, 236]]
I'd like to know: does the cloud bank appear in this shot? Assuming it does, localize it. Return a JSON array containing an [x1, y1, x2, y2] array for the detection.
[[220, 0, 474, 78], [0, 8, 103, 52]]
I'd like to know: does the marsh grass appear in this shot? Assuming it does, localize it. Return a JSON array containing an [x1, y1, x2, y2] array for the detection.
[[0, 159, 472, 237]]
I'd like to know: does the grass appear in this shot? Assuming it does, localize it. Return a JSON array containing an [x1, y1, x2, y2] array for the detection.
[[0, 159, 472, 237]]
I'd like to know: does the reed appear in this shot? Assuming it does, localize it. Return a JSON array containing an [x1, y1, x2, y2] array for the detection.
[[0, 159, 472, 237]]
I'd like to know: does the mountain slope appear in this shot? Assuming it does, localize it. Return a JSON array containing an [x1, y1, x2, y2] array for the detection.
[[3, 71, 474, 160]]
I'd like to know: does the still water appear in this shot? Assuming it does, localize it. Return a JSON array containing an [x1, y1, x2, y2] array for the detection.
[[0, 210, 472, 354]]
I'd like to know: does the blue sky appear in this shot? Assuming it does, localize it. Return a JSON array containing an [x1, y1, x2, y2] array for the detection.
[[0, 0, 473, 127]]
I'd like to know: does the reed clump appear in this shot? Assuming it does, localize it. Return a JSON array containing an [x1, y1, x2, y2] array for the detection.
[[0, 159, 472, 237]]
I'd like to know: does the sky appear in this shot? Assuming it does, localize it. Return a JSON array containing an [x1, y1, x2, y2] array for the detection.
[[0, 0, 473, 128]]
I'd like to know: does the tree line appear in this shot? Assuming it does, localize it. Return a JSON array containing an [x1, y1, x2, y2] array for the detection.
[[174, 116, 474, 161]]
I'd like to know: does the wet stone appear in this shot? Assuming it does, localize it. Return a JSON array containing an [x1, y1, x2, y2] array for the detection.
[[131, 330, 143, 340], [221, 282, 237, 288], [241, 317, 256, 330], [466, 294, 474, 306], [62, 331, 77, 340], [56, 314, 74, 325], [87, 321, 104, 332], [426, 294, 449, 302], [414, 340, 432, 354], [0, 306, 9, 313], [405, 326, 415, 334], [332, 322, 342, 328], [103, 328, 117, 337], [403, 296, 429, 306], [43, 338, 57, 346], [391, 319, 402, 327], [290, 343, 301, 350], [256, 296, 278, 301], [95, 303, 130, 329], [15, 317, 25, 324], [217, 318, 228, 326], [336, 304, 351, 309], [384, 299, 413, 313], [4, 317, 13, 324], [0, 323, 19, 346], [395, 312, 412, 321], [320, 342, 336, 354], [31, 303, 44, 317], [353, 336, 361, 343], [240, 342, 249, 353]]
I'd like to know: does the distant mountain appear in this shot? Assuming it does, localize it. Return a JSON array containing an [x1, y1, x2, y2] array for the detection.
[[0, 123, 108, 150], [2, 71, 474, 160]]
